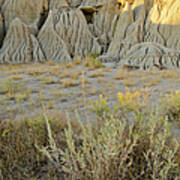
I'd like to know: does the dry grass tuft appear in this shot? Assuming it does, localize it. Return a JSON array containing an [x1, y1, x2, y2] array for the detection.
[[122, 78, 136, 86], [144, 77, 162, 87], [42, 77, 57, 85], [160, 70, 179, 79], [114, 69, 129, 80], [88, 69, 104, 78], [61, 79, 79, 88]]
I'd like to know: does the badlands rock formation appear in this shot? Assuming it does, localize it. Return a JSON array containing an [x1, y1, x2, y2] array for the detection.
[[0, 0, 179, 70]]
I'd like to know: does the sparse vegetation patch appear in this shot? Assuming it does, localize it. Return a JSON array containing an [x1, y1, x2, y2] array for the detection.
[[0, 61, 180, 179], [1, 89, 180, 179]]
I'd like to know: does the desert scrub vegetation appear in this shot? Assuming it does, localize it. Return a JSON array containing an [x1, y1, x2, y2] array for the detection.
[[36, 91, 180, 179], [0, 89, 180, 179], [0, 114, 81, 179], [161, 91, 180, 126]]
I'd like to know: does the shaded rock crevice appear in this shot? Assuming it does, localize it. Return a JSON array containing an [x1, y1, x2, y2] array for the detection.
[[37, 5, 49, 33], [0, 11, 4, 47], [103, 0, 180, 69], [85, 0, 121, 52]]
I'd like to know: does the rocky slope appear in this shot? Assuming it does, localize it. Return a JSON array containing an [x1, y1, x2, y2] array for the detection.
[[0, 0, 179, 69]]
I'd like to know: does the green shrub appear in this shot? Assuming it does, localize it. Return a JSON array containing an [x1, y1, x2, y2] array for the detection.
[[36, 96, 180, 179], [84, 53, 105, 69], [0, 115, 80, 179], [161, 91, 180, 126]]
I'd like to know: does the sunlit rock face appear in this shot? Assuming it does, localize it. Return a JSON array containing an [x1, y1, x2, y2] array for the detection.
[[0, 0, 179, 69], [104, 0, 180, 70], [150, 0, 180, 25], [117, 0, 146, 12]]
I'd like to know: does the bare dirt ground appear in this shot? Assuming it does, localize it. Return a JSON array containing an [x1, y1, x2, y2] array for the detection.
[[0, 61, 180, 122]]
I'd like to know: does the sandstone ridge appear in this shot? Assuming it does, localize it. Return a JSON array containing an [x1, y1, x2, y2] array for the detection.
[[0, 0, 179, 70]]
